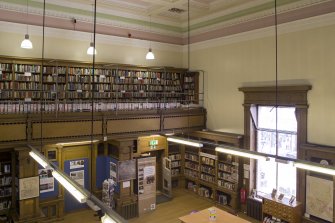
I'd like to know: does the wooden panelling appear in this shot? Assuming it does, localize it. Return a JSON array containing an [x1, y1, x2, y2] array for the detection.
[[107, 118, 160, 134], [138, 135, 167, 153], [164, 115, 205, 129], [0, 124, 26, 141], [32, 121, 102, 139]]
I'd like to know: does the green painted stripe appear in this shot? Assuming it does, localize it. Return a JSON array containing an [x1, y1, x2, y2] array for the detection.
[[4, 0, 304, 33]]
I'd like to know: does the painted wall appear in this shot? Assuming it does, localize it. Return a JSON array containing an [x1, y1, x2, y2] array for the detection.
[[0, 22, 183, 68], [187, 14, 335, 146]]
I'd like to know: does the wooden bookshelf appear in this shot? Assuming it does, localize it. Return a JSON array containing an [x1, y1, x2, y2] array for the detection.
[[0, 151, 15, 219], [178, 131, 244, 213], [0, 57, 199, 113]]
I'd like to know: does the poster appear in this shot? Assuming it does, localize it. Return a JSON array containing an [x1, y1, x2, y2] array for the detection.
[[118, 160, 136, 181], [70, 170, 85, 187], [144, 166, 155, 184], [70, 159, 84, 169], [19, 176, 39, 200], [306, 175, 333, 222], [38, 168, 54, 193], [110, 162, 117, 181]]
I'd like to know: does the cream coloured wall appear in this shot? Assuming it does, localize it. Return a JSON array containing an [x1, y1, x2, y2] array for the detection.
[[0, 22, 183, 67], [187, 14, 335, 146]]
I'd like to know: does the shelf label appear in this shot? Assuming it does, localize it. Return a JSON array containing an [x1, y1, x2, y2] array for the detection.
[[52, 73, 58, 76], [77, 89, 82, 93], [99, 90, 104, 93], [100, 75, 106, 79], [120, 76, 125, 79], [121, 90, 126, 93], [138, 77, 142, 80], [24, 72, 32, 77], [24, 97, 32, 102], [139, 90, 144, 93]]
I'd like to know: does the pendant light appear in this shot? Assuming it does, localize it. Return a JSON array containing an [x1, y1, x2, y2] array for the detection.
[[21, 0, 33, 49], [87, 42, 97, 55], [146, 15, 155, 60], [87, 4, 97, 55]]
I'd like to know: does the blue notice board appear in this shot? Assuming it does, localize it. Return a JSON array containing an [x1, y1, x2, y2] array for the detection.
[[63, 158, 89, 212]]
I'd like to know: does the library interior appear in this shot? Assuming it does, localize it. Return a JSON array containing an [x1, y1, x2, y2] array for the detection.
[[0, 0, 335, 223]]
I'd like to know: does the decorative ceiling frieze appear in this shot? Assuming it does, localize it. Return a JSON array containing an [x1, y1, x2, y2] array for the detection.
[[0, 0, 333, 45]]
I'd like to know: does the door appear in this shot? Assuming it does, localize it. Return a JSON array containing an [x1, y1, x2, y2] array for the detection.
[[162, 157, 172, 198]]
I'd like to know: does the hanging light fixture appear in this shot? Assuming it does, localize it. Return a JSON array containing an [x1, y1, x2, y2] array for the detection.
[[146, 15, 155, 60], [21, 0, 33, 49], [87, 4, 97, 55], [87, 42, 97, 55]]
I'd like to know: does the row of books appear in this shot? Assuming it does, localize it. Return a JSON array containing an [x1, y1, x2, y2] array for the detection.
[[0, 102, 184, 113], [0, 73, 11, 80], [14, 64, 41, 73], [184, 169, 199, 179], [201, 165, 215, 175], [171, 161, 181, 168], [184, 76, 194, 83], [185, 153, 199, 162], [201, 156, 215, 166], [14, 73, 40, 81], [218, 171, 238, 183], [43, 66, 66, 74], [0, 164, 10, 174], [168, 154, 181, 161], [0, 63, 11, 71], [185, 161, 199, 171], [198, 186, 212, 198], [0, 200, 11, 211], [42, 75, 66, 82], [0, 187, 11, 197], [218, 180, 236, 191], [0, 177, 11, 186], [200, 173, 215, 183], [218, 163, 238, 173]]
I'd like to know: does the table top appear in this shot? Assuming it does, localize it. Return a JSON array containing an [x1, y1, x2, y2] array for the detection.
[[179, 207, 251, 223]]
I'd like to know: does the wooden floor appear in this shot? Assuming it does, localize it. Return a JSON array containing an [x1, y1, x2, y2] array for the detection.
[[59, 189, 260, 223]]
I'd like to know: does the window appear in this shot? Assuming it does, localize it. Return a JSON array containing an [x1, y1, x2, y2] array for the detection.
[[256, 106, 297, 197]]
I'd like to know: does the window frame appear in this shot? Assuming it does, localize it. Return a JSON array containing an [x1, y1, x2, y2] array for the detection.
[[239, 85, 311, 203]]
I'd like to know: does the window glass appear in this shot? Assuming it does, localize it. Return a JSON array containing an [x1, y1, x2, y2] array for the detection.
[[277, 163, 296, 197], [257, 130, 276, 155], [256, 160, 276, 194], [278, 132, 297, 158], [258, 106, 297, 131], [256, 106, 297, 197]]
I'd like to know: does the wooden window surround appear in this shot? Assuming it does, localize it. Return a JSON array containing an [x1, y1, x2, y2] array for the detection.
[[239, 85, 312, 203]]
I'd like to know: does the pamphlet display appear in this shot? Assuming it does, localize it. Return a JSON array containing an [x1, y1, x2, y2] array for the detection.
[[137, 157, 156, 215]]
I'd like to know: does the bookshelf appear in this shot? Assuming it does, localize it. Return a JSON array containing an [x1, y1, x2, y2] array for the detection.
[[0, 57, 199, 114], [42, 65, 66, 100], [0, 151, 14, 217], [179, 131, 244, 213]]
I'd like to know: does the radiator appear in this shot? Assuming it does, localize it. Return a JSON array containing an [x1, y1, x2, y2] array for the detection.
[[247, 197, 263, 221], [120, 202, 138, 219]]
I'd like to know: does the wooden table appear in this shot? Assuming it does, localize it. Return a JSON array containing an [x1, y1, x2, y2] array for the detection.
[[179, 207, 251, 223]]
